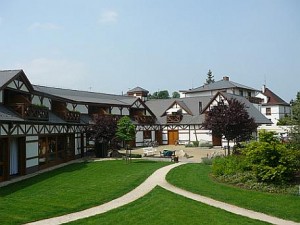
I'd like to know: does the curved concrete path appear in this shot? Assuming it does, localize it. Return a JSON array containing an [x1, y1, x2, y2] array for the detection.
[[26, 162, 299, 225]]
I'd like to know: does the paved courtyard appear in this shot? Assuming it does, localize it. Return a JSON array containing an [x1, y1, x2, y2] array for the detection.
[[119, 145, 225, 163]]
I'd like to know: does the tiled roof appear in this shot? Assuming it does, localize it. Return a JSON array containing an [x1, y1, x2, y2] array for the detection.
[[0, 70, 34, 92], [219, 92, 272, 124], [184, 79, 258, 93], [127, 86, 149, 93], [0, 104, 24, 122], [263, 88, 289, 106], [33, 85, 137, 106], [145, 96, 212, 125]]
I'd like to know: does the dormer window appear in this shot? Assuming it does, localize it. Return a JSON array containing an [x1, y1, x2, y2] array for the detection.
[[199, 102, 202, 113]]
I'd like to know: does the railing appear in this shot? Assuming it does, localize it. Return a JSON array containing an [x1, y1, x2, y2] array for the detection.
[[91, 114, 122, 122], [166, 114, 182, 123], [9, 103, 49, 121], [133, 115, 155, 124], [246, 97, 263, 104], [60, 111, 81, 123]]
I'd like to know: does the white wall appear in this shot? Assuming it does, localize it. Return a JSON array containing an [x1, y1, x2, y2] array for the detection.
[[26, 136, 39, 168]]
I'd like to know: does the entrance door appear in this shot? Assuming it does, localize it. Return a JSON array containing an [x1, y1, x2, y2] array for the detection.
[[212, 134, 222, 146], [168, 130, 179, 145], [155, 130, 162, 145], [0, 138, 9, 181]]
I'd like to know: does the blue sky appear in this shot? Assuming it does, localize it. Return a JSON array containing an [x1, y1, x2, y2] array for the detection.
[[0, 0, 299, 102]]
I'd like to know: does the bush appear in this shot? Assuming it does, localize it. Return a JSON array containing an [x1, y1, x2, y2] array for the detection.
[[192, 141, 199, 147], [243, 141, 300, 184], [212, 155, 249, 177], [201, 157, 213, 165], [199, 142, 213, 148]]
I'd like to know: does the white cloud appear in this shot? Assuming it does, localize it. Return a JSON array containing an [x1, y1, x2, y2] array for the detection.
[[28, 22, 62, 31], [17, 58, 89, 90], [98, 10, 118, 23]]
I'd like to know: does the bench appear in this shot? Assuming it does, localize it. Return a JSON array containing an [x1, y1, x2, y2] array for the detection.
[[142, 147, 156, 156], [175, 140, 189, 145]]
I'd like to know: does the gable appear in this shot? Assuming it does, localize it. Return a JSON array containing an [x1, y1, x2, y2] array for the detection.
[[0, 70, 34, 93], [162, 100, 193, 116]]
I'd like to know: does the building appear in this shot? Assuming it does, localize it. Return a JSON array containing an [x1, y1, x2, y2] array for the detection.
[[0, 70, 156, 182], [180, 76, 262, 104], [145, 91, 271, 146], [256, 85, 291, 125], [0, 70, 272, 183]]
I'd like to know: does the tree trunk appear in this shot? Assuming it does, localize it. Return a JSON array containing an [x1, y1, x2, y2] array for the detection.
[[227, 139, 230, 155]]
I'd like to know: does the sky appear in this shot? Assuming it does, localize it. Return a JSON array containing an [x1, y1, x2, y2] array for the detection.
[[0, 0, 299, 102]]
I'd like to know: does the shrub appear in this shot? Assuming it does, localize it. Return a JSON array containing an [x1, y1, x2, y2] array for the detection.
[[243, 141, 300, 184], [201, 157, 213, 165], [199, 142, 213, 148], [192, 141, 199, 147], [212, 155, 248, 177]]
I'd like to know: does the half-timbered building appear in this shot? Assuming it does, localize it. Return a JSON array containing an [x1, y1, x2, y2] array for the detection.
[[0, 70, 156, 182]]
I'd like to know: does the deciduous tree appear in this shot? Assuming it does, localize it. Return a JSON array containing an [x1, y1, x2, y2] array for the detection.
[[203, 98, 257, 155]]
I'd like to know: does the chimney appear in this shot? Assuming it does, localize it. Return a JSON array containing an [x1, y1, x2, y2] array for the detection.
[[262, 84, 266, 93], [223, 76, 229, 81]]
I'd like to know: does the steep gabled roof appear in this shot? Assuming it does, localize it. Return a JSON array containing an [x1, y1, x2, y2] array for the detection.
[[0, 70, 34, 92], [263, 88, 289, 106], [183, 79, 258, 94], [145, 96, 212, 125], [161, 100, 194, 117], [202, 92, 272, 125]]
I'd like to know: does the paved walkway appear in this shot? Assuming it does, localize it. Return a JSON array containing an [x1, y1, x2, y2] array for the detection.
[[25, 162, 299, 225]]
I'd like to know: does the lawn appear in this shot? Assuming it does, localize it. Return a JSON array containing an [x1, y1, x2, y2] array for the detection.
[[166, 163, 300, 222], [0, 160, 169, 225], [67, 186, 270, 225]]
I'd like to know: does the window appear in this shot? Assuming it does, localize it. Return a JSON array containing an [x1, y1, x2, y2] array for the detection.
[[199, 102, 202, 113], [248, 91, 251, 97], [143, 130, 151, 139], [266, 107, 271, 115], [239, 90, 243, 96]]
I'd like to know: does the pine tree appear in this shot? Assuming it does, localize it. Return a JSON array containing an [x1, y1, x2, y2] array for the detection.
[[205, 69, 215, 85]]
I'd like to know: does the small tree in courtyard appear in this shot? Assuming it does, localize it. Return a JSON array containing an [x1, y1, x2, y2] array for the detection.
[[116, 116, 136, 161], [203, 98, 257, 155]]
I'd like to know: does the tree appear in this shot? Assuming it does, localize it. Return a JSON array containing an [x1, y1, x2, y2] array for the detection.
[[205, 69, 215, 85], [116, 116, 136, 162], [87, 115, 118, 157], [289, 91, 300, 149], [203, 98, 257, 155], [116, 116, 136, 148], [172, 91, 180, 98], [149, 90, 170, 99]]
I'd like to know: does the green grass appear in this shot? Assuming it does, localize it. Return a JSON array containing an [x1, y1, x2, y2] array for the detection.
[[166, 163, 300, 222], [0, 160, 169, 225], [67, 187, 270, 225]]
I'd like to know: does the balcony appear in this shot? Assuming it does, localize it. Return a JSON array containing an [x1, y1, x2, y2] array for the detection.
[[10, 103, 49, 121], [133, 115, 155, 124], [246, 97, 263, 104], [166, 114, 182, 123], [59, 111, 81, 123], [91, 114, 122, 122]]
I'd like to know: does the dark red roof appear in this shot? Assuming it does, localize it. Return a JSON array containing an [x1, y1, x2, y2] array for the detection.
[[263, 88, 289, 106]]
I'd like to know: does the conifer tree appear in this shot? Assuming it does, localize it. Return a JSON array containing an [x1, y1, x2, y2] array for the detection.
[[205, 69, 215, 85]]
